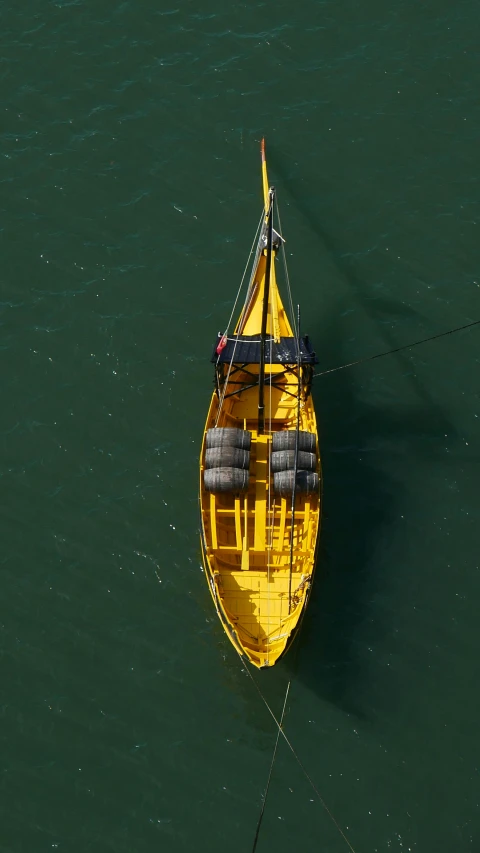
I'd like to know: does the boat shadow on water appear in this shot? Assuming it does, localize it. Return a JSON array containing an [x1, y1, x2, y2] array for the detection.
[[284, 310, 396, 721], [216, 311, 458, 735], [265, 149, 459, 717], [282, 307, 458, 720], [213, 145, 462, 727]]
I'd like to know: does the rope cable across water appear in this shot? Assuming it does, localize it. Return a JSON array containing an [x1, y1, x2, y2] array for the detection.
[[237, 651, 358, 853], [313, 318, 480, 380], [251, 681, 291, 853]]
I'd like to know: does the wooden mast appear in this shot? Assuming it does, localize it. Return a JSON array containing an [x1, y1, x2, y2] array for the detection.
[[258, 188, 274, 435]]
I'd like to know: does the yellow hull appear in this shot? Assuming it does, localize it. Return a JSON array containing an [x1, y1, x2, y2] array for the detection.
[[199, 142, 321, 668]]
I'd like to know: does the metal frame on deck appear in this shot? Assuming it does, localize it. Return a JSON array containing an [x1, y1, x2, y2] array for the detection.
[[214, 360, 314, 403]]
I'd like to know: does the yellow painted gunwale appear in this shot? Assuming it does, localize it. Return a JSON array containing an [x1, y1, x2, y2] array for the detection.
[[199, 141, 321, 668]]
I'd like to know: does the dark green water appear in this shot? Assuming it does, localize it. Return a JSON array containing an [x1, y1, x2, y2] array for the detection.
[[2, 2, 479, 851]]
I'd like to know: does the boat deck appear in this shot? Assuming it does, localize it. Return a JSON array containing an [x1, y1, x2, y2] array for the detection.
[[219, 570, 305, 643]]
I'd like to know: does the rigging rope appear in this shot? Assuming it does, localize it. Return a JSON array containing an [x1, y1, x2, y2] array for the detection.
[[313, 318, 480, 379], [288, 304, 302, 613], [276, 199, 298, 341], [266, 286, 274, 661], [214, 210, 265, 427], [251, 681, 291, 853], [222, 209, 265, 341]]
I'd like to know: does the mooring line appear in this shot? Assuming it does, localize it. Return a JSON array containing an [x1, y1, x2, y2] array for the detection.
[[313, 318, 480, 379], [238, 654, 357, 853], [251, 681, 291, 853]]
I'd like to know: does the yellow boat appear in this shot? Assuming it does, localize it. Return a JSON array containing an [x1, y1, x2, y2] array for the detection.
[[199, 140, 321, 668]]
